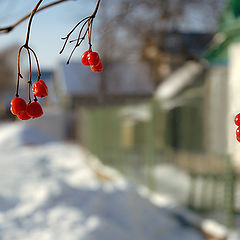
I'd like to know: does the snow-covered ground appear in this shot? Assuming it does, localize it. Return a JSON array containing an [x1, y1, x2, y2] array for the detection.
[[0, 121, 232, 240]]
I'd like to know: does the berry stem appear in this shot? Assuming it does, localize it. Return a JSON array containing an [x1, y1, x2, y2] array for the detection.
[[29, 47, 41, 81], [26, 48, 32, 103], [15, 46, 24, 97], [87, 19, 93, 51]]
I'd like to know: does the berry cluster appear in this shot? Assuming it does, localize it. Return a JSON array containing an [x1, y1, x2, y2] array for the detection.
[[81, 50, 103, 72], [234, 113, 240, 142], [10, 80, 48, 120]]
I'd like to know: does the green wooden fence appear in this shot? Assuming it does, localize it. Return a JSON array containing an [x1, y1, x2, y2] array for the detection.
[[77, 100, 238, 228]]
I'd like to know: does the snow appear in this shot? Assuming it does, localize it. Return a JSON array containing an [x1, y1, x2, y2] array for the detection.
[[0, 121, 227, 240], [151, 164, 191, 205], [202, 220, 228, 239]]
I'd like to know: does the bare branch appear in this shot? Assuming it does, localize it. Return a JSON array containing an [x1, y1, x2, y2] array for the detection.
[[24, 0, 44, 46], [0, 0, 71, 34]]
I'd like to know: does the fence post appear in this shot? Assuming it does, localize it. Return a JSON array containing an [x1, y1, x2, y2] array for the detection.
[[224, 156, 236, 228], [143, 100, 157, 190]]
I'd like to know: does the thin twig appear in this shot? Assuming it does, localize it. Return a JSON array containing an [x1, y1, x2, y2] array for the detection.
[[67, 26, 88, 64], [92, 0, 101, 18], [0, 0, 71, 34], [59, 16, 90, 54]]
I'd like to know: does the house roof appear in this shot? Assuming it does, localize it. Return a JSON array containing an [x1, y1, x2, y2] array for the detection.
[[104, 61, 154, 96], [56, 61, 154, 101], [31, 71, 54, 83], [58, 62, 99, 97], [155, 61, 204, 109]]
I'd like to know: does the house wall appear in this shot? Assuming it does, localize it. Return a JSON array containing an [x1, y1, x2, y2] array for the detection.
[[203, 43, 240, 169], [227, 43, 240, 168], [77, 106, 122, 160], [164, 100, 204, 152], [204, 65, 228, 155]]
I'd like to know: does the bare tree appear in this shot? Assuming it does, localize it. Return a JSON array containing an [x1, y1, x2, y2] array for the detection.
[[98, 0, 226, 57], [97, 0, 226, 85], [0, 45, 18, 96]]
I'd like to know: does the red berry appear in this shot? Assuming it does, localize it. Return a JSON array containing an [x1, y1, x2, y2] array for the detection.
[[10, 97, 27, 115], [237, 134, 240, 143], [237, 127, 240, 137], [91, 60, 103, 73], [88, 52, 100, 66], [235, 113, 240, 126], [91, 67, 103, 73], [81, 50, 91, 66], [17, 111, 31, 120], [95, 60, 102, 68], [26, 102, 43, 118], [32, 80, 48, 98]]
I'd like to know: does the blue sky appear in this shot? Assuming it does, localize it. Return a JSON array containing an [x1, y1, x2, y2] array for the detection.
[[0, 0, 226, 69], [0, 0, 100, 68]]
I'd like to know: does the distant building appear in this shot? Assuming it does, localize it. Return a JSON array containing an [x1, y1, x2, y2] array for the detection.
[[0, 45, 19, 119], [55, 60, 154, 139], [56, 60, 154, 106]]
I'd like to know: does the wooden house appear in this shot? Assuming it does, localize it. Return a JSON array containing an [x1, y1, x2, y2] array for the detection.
[[55, 60, 154, 139]]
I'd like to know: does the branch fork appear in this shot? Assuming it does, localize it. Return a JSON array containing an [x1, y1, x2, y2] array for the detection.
[[59, 0, 101, 64]]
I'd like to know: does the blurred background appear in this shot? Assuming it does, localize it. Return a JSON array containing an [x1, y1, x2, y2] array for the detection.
[[0, 0, 239, 239]]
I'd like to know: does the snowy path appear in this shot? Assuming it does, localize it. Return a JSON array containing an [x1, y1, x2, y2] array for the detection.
[[0, 122, 208, 240]]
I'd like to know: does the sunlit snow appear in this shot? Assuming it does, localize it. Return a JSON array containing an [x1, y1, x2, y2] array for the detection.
[[0, 122, 226, 240]]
